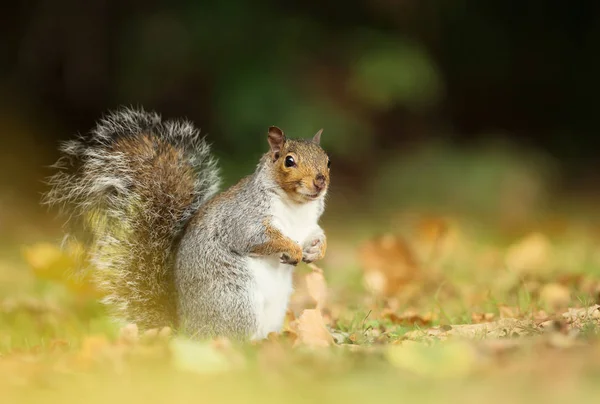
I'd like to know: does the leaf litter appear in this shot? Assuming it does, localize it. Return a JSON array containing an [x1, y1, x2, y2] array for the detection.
[[4, 214, 600, 402]]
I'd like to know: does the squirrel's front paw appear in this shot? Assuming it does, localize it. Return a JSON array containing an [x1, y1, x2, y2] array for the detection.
[[302, 233, 327, 263], [280, 245, 303, 266]]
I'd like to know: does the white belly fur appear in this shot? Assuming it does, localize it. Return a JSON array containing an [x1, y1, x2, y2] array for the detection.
[[248, 196, 320, 339]]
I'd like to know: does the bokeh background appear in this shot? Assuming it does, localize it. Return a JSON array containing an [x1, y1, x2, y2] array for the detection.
[[2, 0, 600, 245]]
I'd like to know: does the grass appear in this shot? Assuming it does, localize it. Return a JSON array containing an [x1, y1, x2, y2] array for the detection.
[[3, 205, 600, 404]]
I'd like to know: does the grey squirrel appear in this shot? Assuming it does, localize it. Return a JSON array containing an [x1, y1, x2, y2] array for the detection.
[[44, 107, 330, 340]]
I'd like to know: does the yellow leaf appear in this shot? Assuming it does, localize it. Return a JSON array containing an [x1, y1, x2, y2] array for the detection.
[[505, 232, 551, 275], [294, 309, 334, 348], [22, 243, 71, 282], [22, 242, 103, 298]]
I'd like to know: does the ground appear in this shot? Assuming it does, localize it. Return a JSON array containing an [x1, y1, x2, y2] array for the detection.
[[3, 210, 600, 404]]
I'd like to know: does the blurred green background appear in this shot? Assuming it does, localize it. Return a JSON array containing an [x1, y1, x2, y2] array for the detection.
[[2, 1, 600, 244]]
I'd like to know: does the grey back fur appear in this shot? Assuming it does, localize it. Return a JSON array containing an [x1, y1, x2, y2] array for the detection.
[[175, 157, 279, 338]]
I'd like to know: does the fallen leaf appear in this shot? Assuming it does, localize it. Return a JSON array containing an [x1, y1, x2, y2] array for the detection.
[[410, 215, 457, 264], [358, 233, 420, 297], [383, 309, 433, 326], [363, 270, 388, 296], [22, 242, 102, 298], [499, 305, 520, 319], [294, 309, 334, 348], [471, 312, 495, 324], [561, 305, 600, 325], [22, 243, 70, 282], [305, 264, 328, 309], [505, 232, 551, 275], [539, 283, 570, 311]]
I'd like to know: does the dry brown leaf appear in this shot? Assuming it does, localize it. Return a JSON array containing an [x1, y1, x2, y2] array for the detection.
[[413, 216, 449, 244], [562, 305, 600, 325], [471, 312, 496, 324], [294, 309, 334, 348], [305, 264, 328, 309], [505, 232, 551, 275], [499, 305, 520, 319], [383, 309, 433, 326], [532, 310, 550, 323], [410, 215, 459, 264], [358, 233, 419, 297]]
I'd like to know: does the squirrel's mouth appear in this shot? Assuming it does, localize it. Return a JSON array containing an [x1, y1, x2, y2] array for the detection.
[[298, 189, 324, 200]]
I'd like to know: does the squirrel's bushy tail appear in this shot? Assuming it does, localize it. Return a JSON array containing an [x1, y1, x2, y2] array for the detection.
[[44, 107, 221, 329]]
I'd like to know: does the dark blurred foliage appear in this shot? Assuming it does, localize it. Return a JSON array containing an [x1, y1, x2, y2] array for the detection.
[[2, 0, 600, 217]]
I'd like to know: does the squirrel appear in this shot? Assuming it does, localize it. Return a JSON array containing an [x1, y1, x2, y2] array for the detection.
[[44, 107, 330, 340]]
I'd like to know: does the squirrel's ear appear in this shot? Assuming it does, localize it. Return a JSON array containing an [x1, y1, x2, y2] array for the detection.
[[312, 129, 323, 145], [268, 126, 285, 156]]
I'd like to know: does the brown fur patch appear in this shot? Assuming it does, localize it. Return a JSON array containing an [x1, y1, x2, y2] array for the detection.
[[251, 219, 303, 264], [113, 135, 196, 209], [107, 135, 199, 328]]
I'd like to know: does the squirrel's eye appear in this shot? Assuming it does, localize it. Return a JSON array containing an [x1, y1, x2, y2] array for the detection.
[[284, 155, 296, 167], [327, 159, 331, 168]]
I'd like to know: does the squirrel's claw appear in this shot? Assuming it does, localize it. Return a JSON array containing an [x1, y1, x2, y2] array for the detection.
[[280, 253, 300, 266]]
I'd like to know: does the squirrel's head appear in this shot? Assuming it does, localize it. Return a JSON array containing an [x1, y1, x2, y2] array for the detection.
[[267, 126, 330, 203]]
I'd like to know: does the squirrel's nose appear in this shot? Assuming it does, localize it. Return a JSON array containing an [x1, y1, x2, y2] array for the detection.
[[314, 174, 326, 191]]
